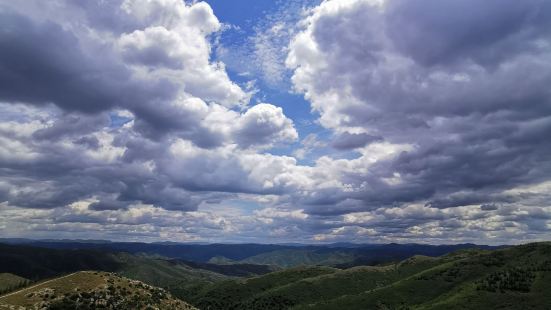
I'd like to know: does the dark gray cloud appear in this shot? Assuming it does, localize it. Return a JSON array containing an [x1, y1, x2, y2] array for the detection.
[[0, 3, 244, 142], [288, 0, 551, 221], [480, 204, 499, 211], [331, 132, 383, 150], [385, 0, 551, 68], [0, 9, 139, 113], [73, 136, 101, 149], [33, 113, 110, 141]]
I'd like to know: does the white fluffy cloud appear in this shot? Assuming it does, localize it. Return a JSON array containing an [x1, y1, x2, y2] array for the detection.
[[234, 103, 298, 147]]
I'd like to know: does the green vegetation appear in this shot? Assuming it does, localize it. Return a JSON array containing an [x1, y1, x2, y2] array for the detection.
[[0, 243, 271, 303], [189, 266, 338, 309], [240, 249, 356, 268], [115, 253, 229, 300], [0, 243, 122, 280], [187, 243, 551, 310], [476, 267, 535, 292], [0, 273, 30, 295], [296, 243, 551, 310], [189, 256, 440, 309], [208, 256, 237, 264], [2, 242, 551, 309]]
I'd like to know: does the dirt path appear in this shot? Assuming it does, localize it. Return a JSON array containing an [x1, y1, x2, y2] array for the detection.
[[0, 272, 78, 300]]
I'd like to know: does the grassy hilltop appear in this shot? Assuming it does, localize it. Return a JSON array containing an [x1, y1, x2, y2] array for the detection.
[[0, 271, 196, 310]]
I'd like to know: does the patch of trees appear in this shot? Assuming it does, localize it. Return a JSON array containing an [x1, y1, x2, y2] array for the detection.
[[537, 260, 551, 271], [0, 279, 32, 295], [244, 295, 295, 310], [476, 267, 535, 293], [415, 264, 464, 282], [480, 252, 506, 267]]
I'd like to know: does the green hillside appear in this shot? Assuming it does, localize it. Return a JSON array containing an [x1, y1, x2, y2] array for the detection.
[[0, 273, 29, 294], [0, 271, 197, 309], [190, 256, 440, 309], [189, 266, 338, 309], [240, 256, 442, 309], [0, 244, 269, 303], [3, 242, 551, 309], [0, 243, 122, 280], [115, 253, 229, 300], [298, 243, 551, 310], [189, 243, 551, 310], [240, 249, 356, 268]]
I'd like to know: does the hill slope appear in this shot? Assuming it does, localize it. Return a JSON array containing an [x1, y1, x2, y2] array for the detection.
[[0, 243, 275, 301], [189, 266, 339, 309], [0, 273, 29, 293], [190, 243, 551, 310], [115, 253, 230, 300], [240, 249, 356, 267], [0, 271, 196, 309], [0, 243, 122, 280], [3, 240, 496, 266], [299, 243, 551, 310]]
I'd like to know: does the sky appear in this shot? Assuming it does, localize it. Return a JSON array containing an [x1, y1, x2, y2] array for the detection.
[[0, 0, 550, 245]]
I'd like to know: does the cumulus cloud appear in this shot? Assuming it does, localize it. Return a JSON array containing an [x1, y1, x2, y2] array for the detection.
[[0, 1, 298, 216], [287, 0, 551, 216], [1, 0, 551, 243], [234, 103, 298, 148]]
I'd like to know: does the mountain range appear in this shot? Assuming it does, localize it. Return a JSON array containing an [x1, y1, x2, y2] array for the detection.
[[1, 240, 550, 309]]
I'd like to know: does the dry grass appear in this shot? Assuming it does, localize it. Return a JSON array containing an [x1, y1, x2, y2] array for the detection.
[[0, 271, 197, 309], [0, 271, 105, 307]]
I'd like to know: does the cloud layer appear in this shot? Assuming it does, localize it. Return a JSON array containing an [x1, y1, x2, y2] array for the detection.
[[0, 1, 296, 218], [1, 0, 550, 244], [287, 0, 551, 209]]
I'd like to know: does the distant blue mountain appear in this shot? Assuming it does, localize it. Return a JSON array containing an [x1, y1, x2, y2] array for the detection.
[[0, 239, 504, 267]]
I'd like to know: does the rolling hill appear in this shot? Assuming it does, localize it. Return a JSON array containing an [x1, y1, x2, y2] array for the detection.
[[0, 273, 29, 294], [1, 239, 497, 267], [0, 243, 276, 304], [239, 249, 356, 267], [188, 266, 339, 310], [0, 243, 122, 280], [189, 242, 551, 310], [0, 271, 196, 309], [4, 240, 547, 309]]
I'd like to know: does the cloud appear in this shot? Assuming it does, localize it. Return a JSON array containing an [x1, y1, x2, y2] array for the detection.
[[287, 0, 551, 217], [1, 0, 551, 243], [385, 0, 551, 68], [0, 0, 298, 218], [0, 9, 137, 113], [0, 0, 248, 128], [214, 0, 321, 89], [480, 204, 499, 211], [234, 103, 298, 148], [293, 133, 326, 160], [88, 199, 130, 211], [331, 132, 383, 150]]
